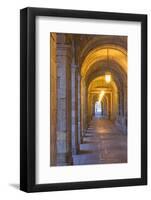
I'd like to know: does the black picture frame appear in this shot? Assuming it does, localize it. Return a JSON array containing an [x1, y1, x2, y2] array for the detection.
[[20, 7, 147, 192]]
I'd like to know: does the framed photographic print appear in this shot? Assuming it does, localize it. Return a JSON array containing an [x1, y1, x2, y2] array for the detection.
[[20, 7, 147, 192]]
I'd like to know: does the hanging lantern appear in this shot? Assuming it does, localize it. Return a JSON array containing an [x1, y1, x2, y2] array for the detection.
[[105, 49, 111, 83], [105, 72, 111, 83]]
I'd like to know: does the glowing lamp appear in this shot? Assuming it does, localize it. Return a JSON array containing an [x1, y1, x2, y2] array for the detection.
[[105, 72, 111, 83]]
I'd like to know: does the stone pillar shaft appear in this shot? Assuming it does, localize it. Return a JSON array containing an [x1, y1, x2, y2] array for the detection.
[[71, 64, 79, 154], [81, 79, 87, 137], [78, 74, 82, 144], [50, 33, 57, 166], [56, 43, 72, 165]]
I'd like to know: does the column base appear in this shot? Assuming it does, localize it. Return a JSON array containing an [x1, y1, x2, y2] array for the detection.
[[56, 152, 73, 166]]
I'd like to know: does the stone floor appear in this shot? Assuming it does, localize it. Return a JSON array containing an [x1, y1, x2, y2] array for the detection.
[[73, 119, 127, 165]]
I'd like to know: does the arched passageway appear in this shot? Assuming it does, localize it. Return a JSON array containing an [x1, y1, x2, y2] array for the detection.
[[50, 33, 127, 166]]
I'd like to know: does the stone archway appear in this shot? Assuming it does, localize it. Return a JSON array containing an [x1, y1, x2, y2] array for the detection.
[[80, 44, 127, 137]]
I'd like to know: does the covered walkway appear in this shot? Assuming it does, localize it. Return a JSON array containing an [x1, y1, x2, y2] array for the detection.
[[50, 33, 127, 166]]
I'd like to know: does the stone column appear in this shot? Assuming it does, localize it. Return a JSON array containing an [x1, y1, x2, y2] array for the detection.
[[50, 33, 57, 166], [116, 87, 126, 132], [102, 101, 104, 116], [56, 36, 72, 165], [89, 94, 92, 120], [108, 94, 111, 120], [81, 79, 87, 137], [92, 100, 95, 117], [103, 98, 107, 119], [123, 85, 127, 134], [86, 90, 88, 128], [87, 93, 91, 123], [119, 89, 124, 126], [116, 90, 121, 127], [78, 74, 82, 144], [84, 83, 87, 133], [71, 64, 79, 155]]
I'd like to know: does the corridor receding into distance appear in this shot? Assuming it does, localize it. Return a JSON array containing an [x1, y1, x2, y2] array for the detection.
[[50, 33, 127, 166]]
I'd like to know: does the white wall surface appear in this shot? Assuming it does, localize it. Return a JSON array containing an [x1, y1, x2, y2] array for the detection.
[[0, 0, 150, 199]]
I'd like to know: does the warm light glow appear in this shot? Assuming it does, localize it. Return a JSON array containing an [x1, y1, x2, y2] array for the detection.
[[98, 90, 105, 103], [105, 73, 111, 83]]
